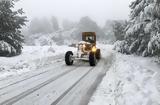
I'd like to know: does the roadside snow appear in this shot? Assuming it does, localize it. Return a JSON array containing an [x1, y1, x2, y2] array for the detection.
[[0, 45, 75, 79], [88, 52, 160, 105]]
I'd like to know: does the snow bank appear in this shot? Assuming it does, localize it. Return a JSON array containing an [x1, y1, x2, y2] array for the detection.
[[0, 45, 75, 79], [89, 53, 160, 105]]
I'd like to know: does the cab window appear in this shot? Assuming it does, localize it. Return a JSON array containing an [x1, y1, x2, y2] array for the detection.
[[85, 36, 95, 43]]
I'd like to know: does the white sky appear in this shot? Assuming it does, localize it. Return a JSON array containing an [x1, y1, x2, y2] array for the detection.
[[15, 0, 134, 26]]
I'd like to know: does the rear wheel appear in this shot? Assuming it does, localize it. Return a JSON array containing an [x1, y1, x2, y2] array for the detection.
[[65, 51, 74, 65], [96, 49, 101, 60], [89, 52, 97, 66]]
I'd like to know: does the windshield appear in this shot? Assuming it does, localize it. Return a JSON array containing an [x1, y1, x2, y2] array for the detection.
[[85, 36, 95, 43]]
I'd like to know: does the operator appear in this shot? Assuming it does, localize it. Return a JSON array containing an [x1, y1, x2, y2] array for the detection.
[[88, 37, 94, 43]]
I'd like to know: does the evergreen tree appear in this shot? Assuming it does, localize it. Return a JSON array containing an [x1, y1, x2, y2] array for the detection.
[[112, 20, 128, 41], [124, 0, 149, 55], [51, 16, 59, 32], [0, 0, 27, 56], [120, 0, 160, 57], [103, 20, 116, 43], [146, 0, 160, 57], [29, 18, 52, 34], [72, 16, 106, 40], [62, 19, 75, 30]]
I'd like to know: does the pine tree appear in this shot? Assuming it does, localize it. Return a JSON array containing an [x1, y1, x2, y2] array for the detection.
[[0, 0, 27, 56], [124, 0, 149, 55], [72, 16, 106, 40], [29, 18, 52, 34], [121, 0, 160, 57], [62, 19, 75, 30], [112, 20, 128, 41], [51, 16, 59, 32], [146, 0, 160, 57]]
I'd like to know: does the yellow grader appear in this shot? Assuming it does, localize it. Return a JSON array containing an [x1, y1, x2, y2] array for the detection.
[[65, 32, 101, 66]]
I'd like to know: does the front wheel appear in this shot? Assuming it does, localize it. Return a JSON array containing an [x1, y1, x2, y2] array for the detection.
[[89, 52, 97, 66], [96, 49, 101, 60], [65, 51, 74, 65]]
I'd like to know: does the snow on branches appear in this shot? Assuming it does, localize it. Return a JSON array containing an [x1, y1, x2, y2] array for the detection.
[[0, 0, 27, 56], [115, 0, 160, 59]]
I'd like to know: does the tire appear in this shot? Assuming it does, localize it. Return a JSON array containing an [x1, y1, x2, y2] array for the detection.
[[65, 51, 74, 65], [89, 52, 96, 66], [96, 49, 101, 60]]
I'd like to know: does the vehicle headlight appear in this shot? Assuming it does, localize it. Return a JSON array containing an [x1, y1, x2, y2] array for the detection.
[[83, 44, 86, 48], [92, 46, 97, 52]]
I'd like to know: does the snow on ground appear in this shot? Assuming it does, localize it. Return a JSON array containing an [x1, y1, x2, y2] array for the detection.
[[0, 45, 75, 79], [1, 42, 159, 105], [88, 51, 160, 105]]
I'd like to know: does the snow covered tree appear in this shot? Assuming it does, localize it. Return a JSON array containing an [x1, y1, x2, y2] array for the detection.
[[0, 0, 27, 56], [72, 16, 106, 40], [146, 0, 160, 57], [62, 19, 75, 30], [119, 0, 160, 57], [29, 18, 41, 34], [51, 16, 59, 32], [29, 18, 52, 34], [112, 20, 128, 41], [103, 20, 116, 44], [124, 0, 149, 55]]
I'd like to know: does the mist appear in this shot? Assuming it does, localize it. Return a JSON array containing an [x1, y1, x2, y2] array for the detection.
[[15, 0, 134, 26]]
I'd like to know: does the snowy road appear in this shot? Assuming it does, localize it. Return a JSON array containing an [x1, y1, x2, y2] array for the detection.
[[0, 51, 114, 105]]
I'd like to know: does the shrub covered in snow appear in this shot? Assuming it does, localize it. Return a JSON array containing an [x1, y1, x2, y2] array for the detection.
[[114, 40, 130, 54], [0, 0, 27, 56], [148, 32, 160, 57]]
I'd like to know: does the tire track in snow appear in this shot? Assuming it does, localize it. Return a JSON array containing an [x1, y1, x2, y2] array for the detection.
[[0, 56, 63, 82], [0, 59, 64, 90], [56, 58, 112, 105], [51, 67, 94, 105], [0, 66, 79, 105]]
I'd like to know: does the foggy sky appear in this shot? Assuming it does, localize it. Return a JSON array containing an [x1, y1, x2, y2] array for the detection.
[[15, 0, 133, 26]]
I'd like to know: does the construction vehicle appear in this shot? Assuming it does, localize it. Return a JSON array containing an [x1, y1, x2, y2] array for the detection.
[[65, 32, 101, 66]]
